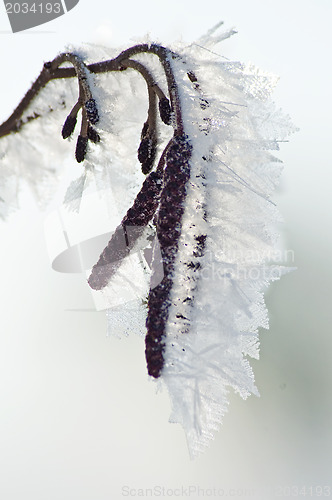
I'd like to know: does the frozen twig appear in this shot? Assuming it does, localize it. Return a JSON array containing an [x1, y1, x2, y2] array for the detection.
[[0, 31, 296, 455], [0, 44, 180, 139]]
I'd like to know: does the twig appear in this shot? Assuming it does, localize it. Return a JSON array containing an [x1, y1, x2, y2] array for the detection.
[[0, 44, 182, 138], [0, 44, 203, 380]]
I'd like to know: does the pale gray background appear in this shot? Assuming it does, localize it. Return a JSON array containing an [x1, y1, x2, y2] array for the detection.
[[0, 1, 331, 499]]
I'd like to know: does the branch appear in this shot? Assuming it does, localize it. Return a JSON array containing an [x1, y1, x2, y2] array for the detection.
[[47, 53, 100, 162], [0, 44, 180, 139], [121, 59, 159, 174], [0, 43, 200, 380]]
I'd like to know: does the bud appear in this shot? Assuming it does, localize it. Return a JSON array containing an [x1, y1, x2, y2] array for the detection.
[[159, 97, 172, 125], [138, 136, 157, 175], [62, 115, 77, 139], [75, 135, 88, 163], [85, 98, 99, 124], [87, 124, 100, 143], [187, 71, 197, 82], [141, 121, 149, 138]]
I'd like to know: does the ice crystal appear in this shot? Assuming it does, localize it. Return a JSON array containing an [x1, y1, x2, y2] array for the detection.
[[0, 25, 296, 457]]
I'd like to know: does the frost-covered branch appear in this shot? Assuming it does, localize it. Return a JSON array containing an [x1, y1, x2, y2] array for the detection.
[[0, 29, 296, 456], [0, 44, 179, 139], [0, 42, 199, 379]]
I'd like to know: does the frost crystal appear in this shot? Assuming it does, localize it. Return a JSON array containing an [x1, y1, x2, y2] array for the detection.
[[0, 25, 296, 457], [153, 38, 296, 457], [154, 34, 296, 457]]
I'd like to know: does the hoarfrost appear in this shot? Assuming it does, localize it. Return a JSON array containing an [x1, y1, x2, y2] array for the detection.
[[0, 26, 296, 457], [156, 31, 295, 457]]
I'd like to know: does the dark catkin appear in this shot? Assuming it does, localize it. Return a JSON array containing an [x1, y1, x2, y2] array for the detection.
[[145, 134, 192, 378], [75, 135, 88, 162], [141, 121, 149, 138], [158, 97, 173, 125], [62, 115, 77, 139], [87, 124, 100, 143], [85, 98, 99, 124], [138, 136, 157, 175], [88, 170, 163, 290]]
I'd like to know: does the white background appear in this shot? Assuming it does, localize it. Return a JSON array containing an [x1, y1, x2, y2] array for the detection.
[[0, 1, 331, 499]]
